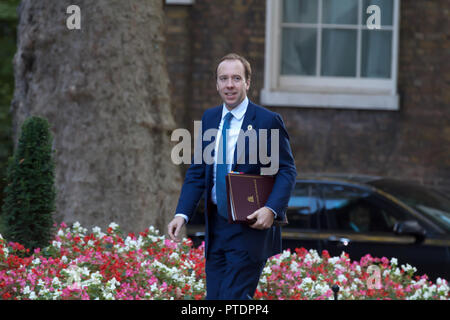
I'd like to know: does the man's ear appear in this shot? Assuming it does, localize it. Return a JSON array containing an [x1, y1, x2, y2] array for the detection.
[[246, 78, 251, 91]]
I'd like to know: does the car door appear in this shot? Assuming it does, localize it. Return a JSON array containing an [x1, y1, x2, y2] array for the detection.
[[317, 183, 449, 280], [282, 182, 323, 253]]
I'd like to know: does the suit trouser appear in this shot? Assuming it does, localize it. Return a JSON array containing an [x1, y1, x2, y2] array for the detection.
[[205, 206, 267, 300]]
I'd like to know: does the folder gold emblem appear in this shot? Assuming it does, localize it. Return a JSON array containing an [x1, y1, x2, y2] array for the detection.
[[247, 195, 254, 203]]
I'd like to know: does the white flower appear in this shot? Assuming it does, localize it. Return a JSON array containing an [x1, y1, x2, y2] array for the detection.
[[38, 287, 49, 296], [52, 240, 61, 249], [107, 278, 120, 290], [81, 266, 90, 277], [315, 282, 330, 295], [303, 250, 322, 265], [73, 221, 81, 229], [290, 261, 298, 272], [22, 286, 31, 295], [262, 265, 271, 275], [92, 226, 105, 237], [88, 272, 103, 286], [401, 263, 417, 274], [148, 225, 159, 235], [169, 252, 179, 260], [338, 274, 347, 284], [108, 222, 119, 230], [302, 277, 313, 287], [328, 257, 340, 265], [52, 290, 62, 300], [195, 282, 204, 290], [52, 277, 61, 286], [92, 226, 101, 233], [280, 250, 291, 260], [103, 292, 114, 300], [390, 257, 398, 266], [32, 258, 41, 265]]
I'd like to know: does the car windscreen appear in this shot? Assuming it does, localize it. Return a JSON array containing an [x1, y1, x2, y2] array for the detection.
[[369, 179, 450, 233]]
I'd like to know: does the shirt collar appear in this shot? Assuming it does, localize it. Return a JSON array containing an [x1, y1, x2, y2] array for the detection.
[[221, 96, 248, 121]]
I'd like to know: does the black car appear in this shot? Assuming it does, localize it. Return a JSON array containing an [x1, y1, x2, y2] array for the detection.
[[186, 174, 450, 281]]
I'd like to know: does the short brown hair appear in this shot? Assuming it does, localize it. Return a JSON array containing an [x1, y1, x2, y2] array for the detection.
[[215, 53, 252, 82]]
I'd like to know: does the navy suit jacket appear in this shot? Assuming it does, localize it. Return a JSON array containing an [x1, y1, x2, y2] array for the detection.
[[175, 101, 297, 262]]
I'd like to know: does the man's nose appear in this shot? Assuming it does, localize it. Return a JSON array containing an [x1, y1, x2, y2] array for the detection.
[[226, 79, 234, 88]]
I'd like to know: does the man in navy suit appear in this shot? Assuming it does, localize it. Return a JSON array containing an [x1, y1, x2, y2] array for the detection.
[[168, 53, 296, 300]]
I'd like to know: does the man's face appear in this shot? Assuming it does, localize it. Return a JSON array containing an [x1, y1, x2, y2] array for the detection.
[[216, 59, 250, 110]]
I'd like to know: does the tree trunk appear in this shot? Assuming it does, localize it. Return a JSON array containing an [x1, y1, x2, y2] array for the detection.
[[11, 0, 182, 234]]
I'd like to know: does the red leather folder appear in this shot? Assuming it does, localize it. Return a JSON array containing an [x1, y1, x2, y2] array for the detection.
[[225, 173, 289, 226]]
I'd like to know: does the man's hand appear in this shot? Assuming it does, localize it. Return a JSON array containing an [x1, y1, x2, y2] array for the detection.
[[247, 207, 274, 230], [167, 216, 186, 242]]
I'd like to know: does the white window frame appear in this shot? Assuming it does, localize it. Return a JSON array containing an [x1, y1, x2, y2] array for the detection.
[[261, 0, 401, 110], [165, 0, 195, 5]]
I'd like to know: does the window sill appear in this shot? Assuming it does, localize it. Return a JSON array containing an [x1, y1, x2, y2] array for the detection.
[[165, 0, 194, 5], [260, 89, 399, 111]]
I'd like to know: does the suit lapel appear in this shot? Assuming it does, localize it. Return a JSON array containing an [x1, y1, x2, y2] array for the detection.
[[232, 101, 256, 171], [206, 106, 222, 189]]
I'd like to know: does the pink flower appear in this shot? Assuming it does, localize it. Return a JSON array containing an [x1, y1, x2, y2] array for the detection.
[[68, 282, 81, 291], [164, 239, 177, 250]]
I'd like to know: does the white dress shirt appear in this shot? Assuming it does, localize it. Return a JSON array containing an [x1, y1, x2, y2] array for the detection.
[[211, 97, 249, 205]]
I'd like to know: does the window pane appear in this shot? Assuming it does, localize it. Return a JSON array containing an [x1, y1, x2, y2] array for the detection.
[[283, 0, 318, 24], [321, 29, 357, 77], [323, 0, 358, 25], [281, 27, 317, 76], [286, 184, 320, 230], [362, 0, 393, 26], [321, 184, 399, 233], [361, 30, 392, 78], [321, 185, 369, 231]]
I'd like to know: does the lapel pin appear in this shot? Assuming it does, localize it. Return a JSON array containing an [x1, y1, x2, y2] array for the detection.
[[247, 124, 253, 131]]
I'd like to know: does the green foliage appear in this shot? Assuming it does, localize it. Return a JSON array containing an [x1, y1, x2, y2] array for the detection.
[[1, 116, 56, 251], [0, 0, 19, 21], [0, 0, 20, 215]]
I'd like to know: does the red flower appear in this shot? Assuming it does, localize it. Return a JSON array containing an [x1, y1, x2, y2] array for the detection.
[[2, 292, 12, 300]]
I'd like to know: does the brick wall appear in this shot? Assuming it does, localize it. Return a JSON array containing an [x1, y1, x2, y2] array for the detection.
[[164, 0, 450, 193]]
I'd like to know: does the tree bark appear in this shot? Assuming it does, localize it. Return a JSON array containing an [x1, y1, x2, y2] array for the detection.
[[11, 0, 182, 234]]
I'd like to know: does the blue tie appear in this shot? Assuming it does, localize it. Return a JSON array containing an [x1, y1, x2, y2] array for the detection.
[[216, 112, 233, 219]]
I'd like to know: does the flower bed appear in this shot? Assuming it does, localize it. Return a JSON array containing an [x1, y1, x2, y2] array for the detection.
[[0, 222, 205, 300], [0, 222, 448, 300], [256, 248, 449, 300]]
